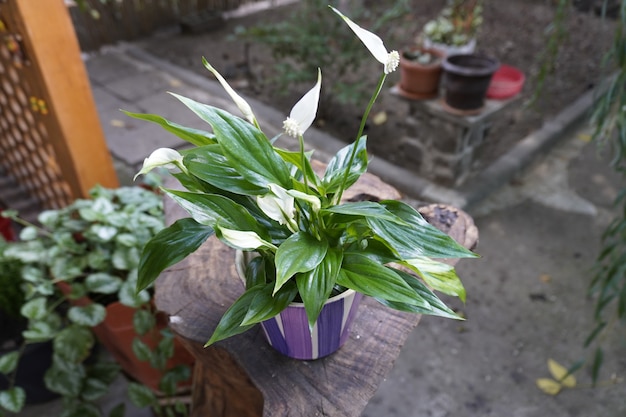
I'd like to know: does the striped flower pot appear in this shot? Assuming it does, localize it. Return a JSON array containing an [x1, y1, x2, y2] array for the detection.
[[236, 251, 363, 360]]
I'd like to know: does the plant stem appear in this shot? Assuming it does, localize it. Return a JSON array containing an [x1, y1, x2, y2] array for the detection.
[[335, 72, 387, 204]]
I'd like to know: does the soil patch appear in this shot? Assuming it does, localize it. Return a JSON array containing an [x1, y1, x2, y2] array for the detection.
[[138, 0, 616, 185]]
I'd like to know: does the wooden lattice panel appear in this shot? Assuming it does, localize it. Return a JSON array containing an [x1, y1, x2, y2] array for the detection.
[[0, 0, 118, 210], [0, 14, 73, 209]]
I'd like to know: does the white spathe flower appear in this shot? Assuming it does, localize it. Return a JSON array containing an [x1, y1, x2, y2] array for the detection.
[[203, 58, 256, 124], [283, 69, 322, 138], [219, 228, 275, 250], [134, 148, 184, 180], [330, 6, 399, 74], [257, 184, 297, 230]]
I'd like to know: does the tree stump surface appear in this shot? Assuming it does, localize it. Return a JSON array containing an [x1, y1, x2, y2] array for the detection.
[[155, 169, 478, 417]]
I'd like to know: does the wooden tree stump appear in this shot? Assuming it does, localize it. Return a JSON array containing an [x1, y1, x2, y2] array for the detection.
[[155, 168, 478, 417]]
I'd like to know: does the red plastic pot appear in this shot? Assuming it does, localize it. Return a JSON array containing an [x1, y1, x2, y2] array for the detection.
[[487, 64, 525, 99]]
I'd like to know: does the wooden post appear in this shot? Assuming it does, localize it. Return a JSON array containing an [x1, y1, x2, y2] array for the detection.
[[3, 0, 118, 205]]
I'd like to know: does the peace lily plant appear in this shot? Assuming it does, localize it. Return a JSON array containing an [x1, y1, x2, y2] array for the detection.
[[130, 6, 477, 347]]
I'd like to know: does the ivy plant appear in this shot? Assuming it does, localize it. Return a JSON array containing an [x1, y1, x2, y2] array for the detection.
[[0, 185, 190, 417]]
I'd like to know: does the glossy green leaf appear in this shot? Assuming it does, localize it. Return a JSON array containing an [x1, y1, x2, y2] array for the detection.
[[22, 320, 56, 342], [323, 136, 368, 193], [0, 387, 25, 413], [128, 382, 156, 408], [138, 217, 214, 292], [205, 286, 261, 346], [164, 189, 265, 233], [68, 304, 107, 327], [296, 248, 343, 329], [322, 201, 405, 224], [338, 253, 420, 304], [241, 281, 297, 325], [378, 268, 462, 319], [275, 148, 323, 191], [185, 145, 266, 196], [275, 232, 328, 294], [122, 110, 216, 146], [170, 94, 291, 188], [84, 273, 122, 294], [407, 257, 466, 301], [371, 200, 477, 259], [53, 325, 95, 364], [0, 352, 19, 375], [87, 361, 120, 386]]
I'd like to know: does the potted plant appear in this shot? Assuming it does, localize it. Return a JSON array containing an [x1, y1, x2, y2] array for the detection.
[[129, 6, 478, 360], [397, 46, 446, 100], [0, 185, 193, 416], [421, 0, 483, 56], [0, 237, 59, 412]]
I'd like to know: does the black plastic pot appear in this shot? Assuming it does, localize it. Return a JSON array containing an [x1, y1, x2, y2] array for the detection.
[[442, 54, 500, 112]]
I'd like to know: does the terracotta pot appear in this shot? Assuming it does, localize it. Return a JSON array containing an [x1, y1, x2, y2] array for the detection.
[[397, 47, 445, 100], [235, 251, 363, 360], [442, 53, 500, 113], [57, 282, 195, 392]]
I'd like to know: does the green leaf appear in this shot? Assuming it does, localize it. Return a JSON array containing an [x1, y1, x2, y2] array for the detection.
[[127, 382, 157, 408], [123, 110, 216, 146], [185, 145, 266, 195], [138, 218, 214, 292], [163, 189, 266, 234], [68, 304, 107, 327], [119, 279, 151, 308], [241, 281, 297, 326], [338, 253, 421, 305], [322, 201, 405, 224], [378, 268, 462, 319], [275, 148, 323, 192], [591, 348, 604, 386], [87, 361, 120, 386], [0, 387, 25, 413], [85, 273, 123, 294], [407, 257, 466, 301], [170, 94, 291, 188], [133, 309, 156, 336], [158, 365, 191, 396], [371, 200, 477, 259], [53, 325, 95, 364], [584, 321, 607, 347], [81, 377, 110, 401], [0, 352, 19, 375], [20, 297, 47, 320], [275, 232, 328, 294], [132, 338, 153, 362], [44, 360, 85, 397], [205, 286, 260, 346], [22, 320, 56, 342], [296, 248, 342, 329], [323, 136, 368, 193]]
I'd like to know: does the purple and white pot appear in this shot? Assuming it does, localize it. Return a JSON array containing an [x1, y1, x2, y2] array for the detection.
[[236, 251, 363, 360]]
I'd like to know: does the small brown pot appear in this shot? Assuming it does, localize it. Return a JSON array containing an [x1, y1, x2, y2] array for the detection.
[[397, 47, 445, 100]]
